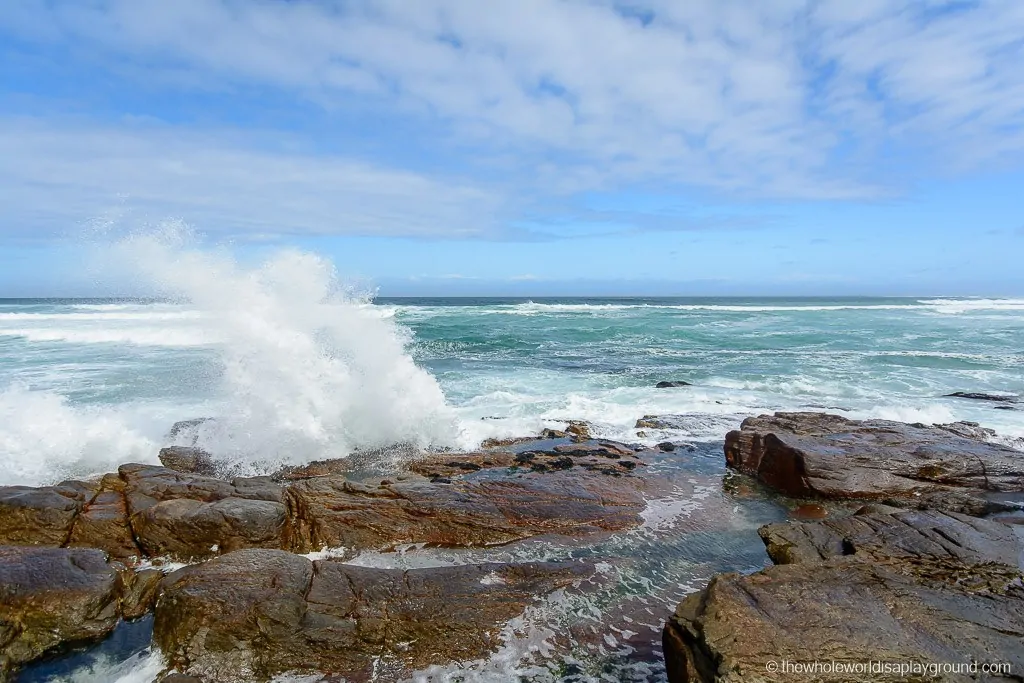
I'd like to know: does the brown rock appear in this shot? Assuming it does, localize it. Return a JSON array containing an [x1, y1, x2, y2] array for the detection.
[[158, 446, 216, 476], [565, 420, 592, 440], [120, 465, 287, 560], [285, 469, 645, 553], [154, 548, 593, 682], [0, 480, 96, 546], [790, 503, 828, 520], [66, 473, 140, 560], [724, 412, 1024, 513], [665, 507, 1024, 682], [0, 546, 123, 678], [119, 568, 164, 620]]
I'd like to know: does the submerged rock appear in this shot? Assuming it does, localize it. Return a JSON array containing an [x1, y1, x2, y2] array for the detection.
[[655, 381, 692, 388], [945, 391, 1019, 403], [154, 548, 593, 682], [724, 412, 1024, 514], [664, 508, 1024, 682], [0, 546, 123, 679]]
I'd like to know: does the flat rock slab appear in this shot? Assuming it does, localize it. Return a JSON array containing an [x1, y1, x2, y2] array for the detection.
[[0, 546, 123, 679], [285, 468, 646, 553], [724, 412, 1024, 513], [664, 507, 1024, 683], [154, 548, 593, 682]]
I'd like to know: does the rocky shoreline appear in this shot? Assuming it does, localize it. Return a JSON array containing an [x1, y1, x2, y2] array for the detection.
[[1, 413, 1022, 681]]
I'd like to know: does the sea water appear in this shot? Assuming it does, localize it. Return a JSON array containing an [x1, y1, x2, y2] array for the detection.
[[3, 239, 1023, 681]]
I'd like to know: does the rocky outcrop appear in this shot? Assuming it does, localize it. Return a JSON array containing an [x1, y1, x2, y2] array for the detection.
[[724, 412, 1024, 514], [656, 381, 692, 388], [284, 467, 645, 553], [0, 480, 97, 546], [154, 548, 593, 682], [0, 547, 124, 680], [120, 464, 288, 560], [664, 508, 1024, 682], [945, 391, 1019, 404], [158, 446, 216, 476]]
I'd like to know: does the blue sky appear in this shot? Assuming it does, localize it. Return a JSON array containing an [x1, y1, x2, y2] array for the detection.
[[1, 0, 1022, 296]]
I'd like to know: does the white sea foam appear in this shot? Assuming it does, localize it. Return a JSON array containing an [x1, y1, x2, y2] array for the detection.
[[106, 227, 459, 472], [0, 385, 160, 486]]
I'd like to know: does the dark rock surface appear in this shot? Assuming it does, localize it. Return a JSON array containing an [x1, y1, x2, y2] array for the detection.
[[664, 507, 1024, 682], [0, 546, 123, 679], [158, 446, 216, 476], [154, 548, 593, 682], [945, 391, 1019, 403], [656, 381, 692, 388], [724, 412, 1024, 513]]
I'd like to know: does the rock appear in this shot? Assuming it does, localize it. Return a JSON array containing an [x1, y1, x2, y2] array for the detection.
[[760, 507, 1024, 569], [158, 446, 216, 476], [664, 560, 1024, 683], [480, 435, 540, 448], [0, 546, 123, 678], [656, 381, 692, 388], [154, 549, 593, 682], [132, 496, 287, 560], [540, 428, 569, 439], [0, 480, 96, 546], [657, 442, 677, 452], [120, 465, 288, 560], [934, 420, 997, 440], [665, 508, 1024, 682], [724, 412, 1024, 513], [119, 568, 164, 620], [945, 391, 1019, 403], [565, 420, 592, 440], [66, 473, 140, 561], [284, 469, 645, 553]]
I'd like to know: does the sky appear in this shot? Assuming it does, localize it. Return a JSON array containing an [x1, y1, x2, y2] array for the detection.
[[0, 0, 1022, 296]]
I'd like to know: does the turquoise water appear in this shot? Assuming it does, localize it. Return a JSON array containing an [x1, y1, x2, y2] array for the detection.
[[1, 296, 1023, 486]]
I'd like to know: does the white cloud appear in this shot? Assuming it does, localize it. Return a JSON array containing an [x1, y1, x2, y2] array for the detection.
[[0, 119, 504, 239], [1, 0, 1023, 234]]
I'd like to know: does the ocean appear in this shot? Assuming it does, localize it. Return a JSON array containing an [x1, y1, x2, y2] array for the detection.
[[2, 245, 1023, 681], [2, 293, 1022, 487]]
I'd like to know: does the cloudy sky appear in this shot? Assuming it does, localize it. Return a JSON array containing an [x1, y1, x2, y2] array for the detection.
[[1, 0, 1022, 295]]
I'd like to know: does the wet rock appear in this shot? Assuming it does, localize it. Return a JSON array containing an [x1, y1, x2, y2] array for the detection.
[[655, 381, 692, 388], [158, 446, 216, 476], [132, 496, 287, 560], [724, 412, 1024, 513], [120, 465, 287, 560], [945, 391, 1019, 403], [665, 508, 1024, 682], [760, 507, 1024, 569], [664, 560, 1024, 683], [285, 469, 645, 553], [540, 428, 569, 439], [66, 474, 140, 561], [119, 568, 163, 620], [565, 420, 593, 441], [657, 442, 677, 452], [934, 420, 998, 440], [0, 546, 123, 678], [0, 481, 96, 546], [480, 435, 540, 448], [154, 548, 593, 682]]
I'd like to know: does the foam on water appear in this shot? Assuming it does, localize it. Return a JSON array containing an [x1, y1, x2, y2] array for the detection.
[[110, 228, 460, 473], [0, 384, 160, 486]]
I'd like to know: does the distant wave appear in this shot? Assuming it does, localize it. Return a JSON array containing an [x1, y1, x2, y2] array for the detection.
[[395, 298, 1024, 317]]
